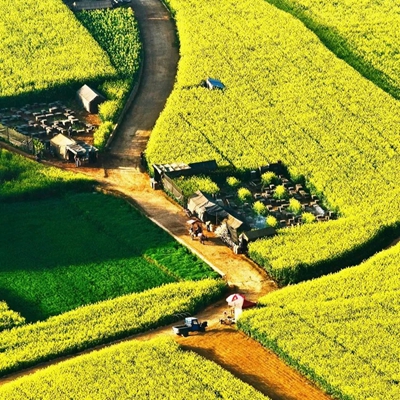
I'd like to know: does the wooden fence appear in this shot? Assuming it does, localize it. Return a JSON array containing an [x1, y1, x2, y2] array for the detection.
[[161, 174, 185, 204], [0, 124, 33, 153]]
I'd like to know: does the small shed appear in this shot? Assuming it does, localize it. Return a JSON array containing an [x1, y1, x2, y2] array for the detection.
[[224, 214, 249, 244], [67, 143, 89, 158], [50, 134, 76, 159], [76, 84, 105, 113], [206, 78, 225, 90]]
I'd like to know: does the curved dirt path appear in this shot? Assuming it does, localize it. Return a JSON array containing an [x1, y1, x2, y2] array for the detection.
[[103, 0, 179, 166], [0, 1, 332, 399]]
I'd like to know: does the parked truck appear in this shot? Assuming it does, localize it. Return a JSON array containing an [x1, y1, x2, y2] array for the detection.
[[172, 317, 208, 337]]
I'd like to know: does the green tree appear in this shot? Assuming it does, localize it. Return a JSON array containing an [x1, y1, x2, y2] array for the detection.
[[301, 212, 316, 224]]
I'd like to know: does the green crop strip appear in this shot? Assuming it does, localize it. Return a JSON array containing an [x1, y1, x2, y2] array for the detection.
[[146, 0, 400, 283], [75, 8, 142, 148], [0, 151, 218, 321], [76, 8, 141, 78], [0, 149, 93, 201], [0, 192, 218, 322], [0, 302, 25, 332]]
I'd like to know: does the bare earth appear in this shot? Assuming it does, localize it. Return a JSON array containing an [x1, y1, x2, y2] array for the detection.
[[0, 0, 333, 399]]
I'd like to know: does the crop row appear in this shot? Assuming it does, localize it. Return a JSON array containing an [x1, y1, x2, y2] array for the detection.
[[267, 0, 400, 99], [0, 337, 268, 399], [0, 302, 25, 332], [238, 243, 400, 400], [65, 192, 219, 281], [0, 279, 225, 377], [0, 0, 116, 105], [146, 0, 400, 282]]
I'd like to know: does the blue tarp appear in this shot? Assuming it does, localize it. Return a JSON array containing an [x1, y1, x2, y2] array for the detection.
[[206, 78, 225, 90]]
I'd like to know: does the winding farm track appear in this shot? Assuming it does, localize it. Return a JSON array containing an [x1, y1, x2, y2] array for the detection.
[[0, 1, 332, 399]]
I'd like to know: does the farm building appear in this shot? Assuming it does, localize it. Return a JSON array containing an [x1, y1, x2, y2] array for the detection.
[[187, 191, 228, 224], [50, 133, 96, 162], [76, 84, 105, 113], [50, 134, 77, 160], [223, 214, 250, 244]]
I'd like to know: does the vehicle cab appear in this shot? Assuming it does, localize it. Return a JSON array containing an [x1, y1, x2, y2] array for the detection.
[[185, 317, 201, 330]]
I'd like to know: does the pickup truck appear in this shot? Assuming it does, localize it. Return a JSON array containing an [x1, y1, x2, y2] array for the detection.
[[172, 317, 208, 337]]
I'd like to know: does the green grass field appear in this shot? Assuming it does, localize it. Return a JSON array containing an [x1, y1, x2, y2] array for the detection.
[[0, 151, 218, 322], [0, 193, 218, 321]]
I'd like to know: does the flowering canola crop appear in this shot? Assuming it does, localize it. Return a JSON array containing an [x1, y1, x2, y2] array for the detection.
[[146, 0, 400, 282], [0, 0, 116, 101], [239, 243, 400, 400], [0, 338, 269, 399], [0, 279, 225, 376]]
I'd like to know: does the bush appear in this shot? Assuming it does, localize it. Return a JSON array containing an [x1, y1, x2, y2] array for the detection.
[[266, 215, 278, 228], [93, 121, 114, 151], [99, 79, 131, 100], [99, 100, 120, 123], [253, 200, 267, 216], [273, 185, 287, 200], [288, 198, 302, 215], [237, 187, 252, 203], [301, 212, 316, 224], [173, 175, 219, 198], [0, 302, 25, 332], [261, 172, 278, 187], [226, 176, 241, 187]]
